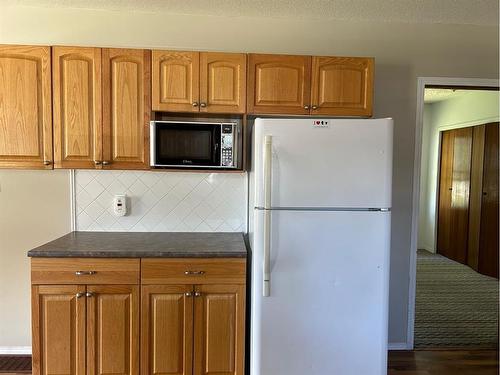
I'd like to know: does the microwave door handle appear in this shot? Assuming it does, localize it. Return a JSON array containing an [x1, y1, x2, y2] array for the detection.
[[263, 135, 272, 297]]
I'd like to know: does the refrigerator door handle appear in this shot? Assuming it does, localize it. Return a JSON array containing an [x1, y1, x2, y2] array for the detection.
[[263, 135, 272, 297]]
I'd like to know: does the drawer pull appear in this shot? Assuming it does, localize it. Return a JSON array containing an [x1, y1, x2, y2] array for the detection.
[[185, 292, 193, 297], [184, 270, 205, 275], [86, 292, 94, 298], [194, 292, 202, 297], [76, 292, 85, 298], [75, 270, 97, 276]]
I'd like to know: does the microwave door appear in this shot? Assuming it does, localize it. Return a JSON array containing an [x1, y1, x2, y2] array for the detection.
[[153, 123, 221, 167]]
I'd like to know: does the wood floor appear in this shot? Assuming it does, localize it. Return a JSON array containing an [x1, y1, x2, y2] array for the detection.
[[1, 350, 498, 374], [388, 350, 499, 375]]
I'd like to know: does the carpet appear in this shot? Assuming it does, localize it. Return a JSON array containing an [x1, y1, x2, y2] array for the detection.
[[0, 356, 31, 373], [415, 249, 499, 349]]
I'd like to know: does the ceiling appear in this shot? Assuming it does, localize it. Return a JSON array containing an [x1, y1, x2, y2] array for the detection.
[[423, 89, 485, 104], [3, 0, 498, 25]]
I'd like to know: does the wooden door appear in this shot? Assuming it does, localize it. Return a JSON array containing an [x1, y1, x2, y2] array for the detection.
[[437, 127, 473, 264], [87, 285, 139, 375], [478, 122, 499, 278], [310, 56, 373, 116], [52, 46, 102, 169], [102, 48, 151, 169], [0, 45, 52, 169], [141, 285, 194, 375], [193, 284, 245, 375], [152, 50, 200, 112], [247, 54, 311, 115], [199, 52, 246, 114], [31, 285, 86, 375]]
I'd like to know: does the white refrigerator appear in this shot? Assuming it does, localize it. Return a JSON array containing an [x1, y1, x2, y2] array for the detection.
[[248, 118, 393, 375]]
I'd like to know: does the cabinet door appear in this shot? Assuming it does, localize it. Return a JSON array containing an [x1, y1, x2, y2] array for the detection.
[[0, 45, 52, 169], [152, 50, 199, 112], [31, 285, 86, 375], [247, 54, 311, 115], [478, 122, 499, 278], [193, 284, 245, 375], [141, 285, 194, 375], [102, 48, 151, 169], [311, 56, 374, 116], [200, 52, 246, 114], [52, 46, 102, 169], [87, 285, 139, 375]]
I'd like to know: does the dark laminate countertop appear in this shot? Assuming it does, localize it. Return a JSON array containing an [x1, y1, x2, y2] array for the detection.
[[27, 232, 247, 258]]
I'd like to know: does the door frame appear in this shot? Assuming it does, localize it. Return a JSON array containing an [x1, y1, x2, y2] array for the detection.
[[407, 77, 499, 350]]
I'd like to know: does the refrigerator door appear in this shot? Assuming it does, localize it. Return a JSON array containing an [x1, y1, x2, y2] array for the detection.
[[251, 209, 391, 375], [253, 118, 393, 209]]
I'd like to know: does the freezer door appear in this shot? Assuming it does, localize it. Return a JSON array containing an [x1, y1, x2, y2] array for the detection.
[[251, 210, 390, 375], [253, 118, 393, 208]]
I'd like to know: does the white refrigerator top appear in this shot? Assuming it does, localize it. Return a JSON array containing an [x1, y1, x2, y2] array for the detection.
[[253, 118, 393, 209]]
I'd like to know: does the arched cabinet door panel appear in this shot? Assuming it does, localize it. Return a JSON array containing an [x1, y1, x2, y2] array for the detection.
[[0, 45, 52, 169], [200, 52, 246, 114], [102, 48, 150, 170], [52, 46, 102, 169], [152, 50, 200, 112], [247, 54, 311, 115], [310, 56, 374, 117]]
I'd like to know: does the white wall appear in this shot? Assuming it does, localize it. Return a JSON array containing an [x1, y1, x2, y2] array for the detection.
[[0, 170, 71, 350], [0, 4, 498, 349], [418, 91, 500, 252]]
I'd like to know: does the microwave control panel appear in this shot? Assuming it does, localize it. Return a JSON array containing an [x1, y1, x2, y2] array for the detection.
[[221, 124, 235, 167]]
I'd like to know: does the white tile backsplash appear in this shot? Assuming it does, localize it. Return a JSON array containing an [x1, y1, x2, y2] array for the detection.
[[74, 170, 247, 232]]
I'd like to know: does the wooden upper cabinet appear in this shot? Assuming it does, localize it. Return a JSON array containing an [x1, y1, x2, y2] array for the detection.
[[311, 56, 374, 116], [193, 284, 245, 375], [199, 52, 246, 114], [52, 46, 102, 169], [31, 285, 86, 375], [0, 45, 52, 169], [141, 285, 194, 375], [87, 285, 139, 375], [247, 54, 311, 115], [102, 48, 151, 169], [152, 50, 199, 112]]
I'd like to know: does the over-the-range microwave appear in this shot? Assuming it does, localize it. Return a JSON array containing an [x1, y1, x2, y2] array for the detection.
[[150, 120, 240, 169]]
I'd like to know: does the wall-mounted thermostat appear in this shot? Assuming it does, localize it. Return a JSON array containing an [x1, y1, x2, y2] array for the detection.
[[113, 194, 127, 217]]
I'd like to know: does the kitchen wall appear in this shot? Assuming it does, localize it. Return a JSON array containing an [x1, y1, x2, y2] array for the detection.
[[0, 4, 498, 350], [74, 171, 246, 232], [417, 91, 500, 252]]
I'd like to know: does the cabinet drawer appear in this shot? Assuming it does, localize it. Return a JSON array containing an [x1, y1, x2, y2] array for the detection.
[[31, 258, 140, 285], [141, 258, 246, 284]]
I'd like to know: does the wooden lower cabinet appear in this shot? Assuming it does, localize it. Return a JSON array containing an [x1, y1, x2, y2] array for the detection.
[[31, 285, 86, 375], [32, 284, 139, 375], [194, 284, 246, 375], [141, 285, 194, 375], [31, 257, 246, 375], [87, 285, 139, 375]]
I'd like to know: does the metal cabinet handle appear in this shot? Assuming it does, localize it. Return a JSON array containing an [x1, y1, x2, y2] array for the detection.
[[311, 105, 318, 110], [184, 270, 205, 275], [192, 102, 199, 107], [185, 292, 193, 297], [43, 160, 52, 166], [200, 102, 207, 108], [85, 292, 94, 298], [194, 292, 202, 297], [102, 161, 110, 166], [75, 270, 97, 276], [76, 292, 85, 298], [304, 105, 310, 110], [94, 160, 102, 166]]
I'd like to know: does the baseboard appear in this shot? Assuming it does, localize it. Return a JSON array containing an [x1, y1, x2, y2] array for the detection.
[[388, 342, 411, 350], [0, 346, 32, 355]]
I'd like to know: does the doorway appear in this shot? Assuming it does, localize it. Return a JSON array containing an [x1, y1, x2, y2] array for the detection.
[[409, 78, 499, 349]]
